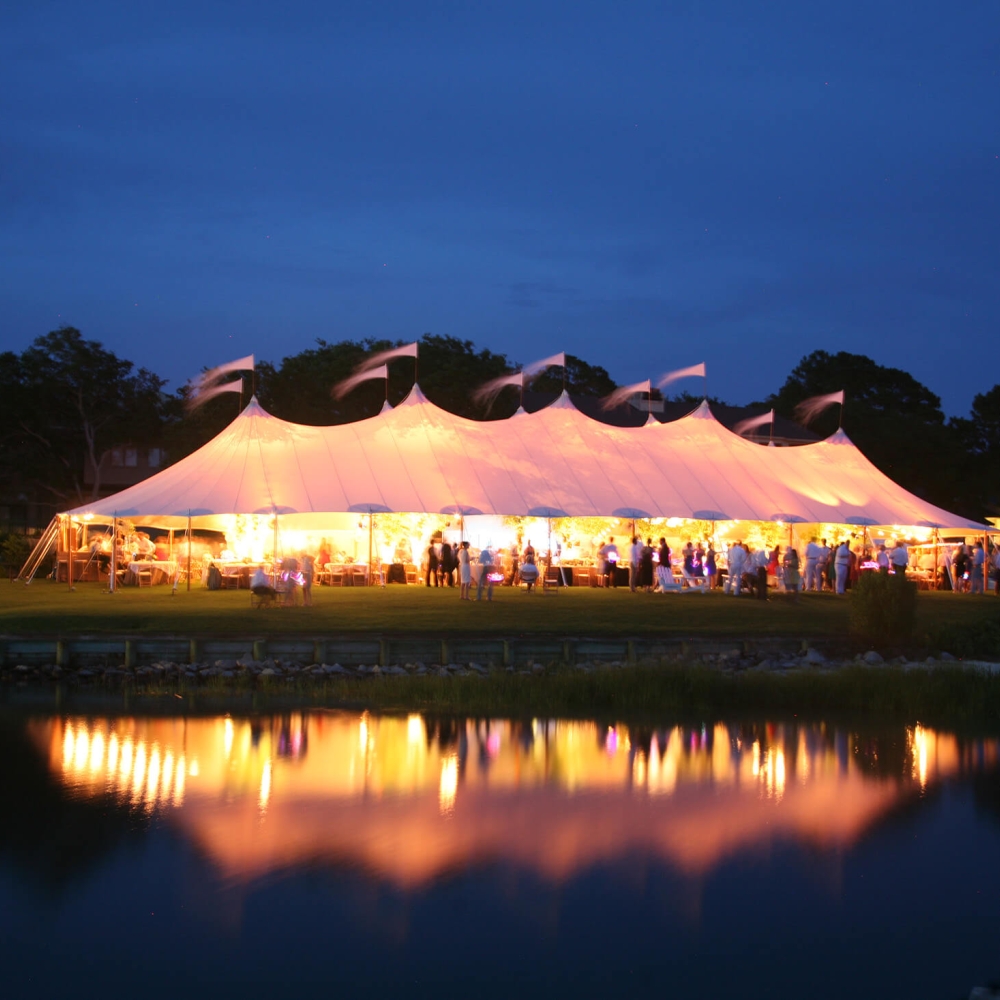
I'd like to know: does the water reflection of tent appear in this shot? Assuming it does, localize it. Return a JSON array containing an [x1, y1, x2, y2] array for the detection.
[[33, 384, 991, 577]]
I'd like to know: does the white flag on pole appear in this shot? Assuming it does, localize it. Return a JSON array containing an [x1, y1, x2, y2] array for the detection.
[[522, 352, 566, 377], [601, 379, 651, 411], [733, 409, 774, 437], [333, 364, 389, 399], [656, 362, 706, 389], [355, 342, 418, 372], [185, 379, 244, 411], [190, 354, 255, 392], [473, 371, 523, 408], [795, 390, 845, 424]]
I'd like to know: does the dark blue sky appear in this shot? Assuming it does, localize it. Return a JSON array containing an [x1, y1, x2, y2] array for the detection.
[[3, 1, 998, 413]]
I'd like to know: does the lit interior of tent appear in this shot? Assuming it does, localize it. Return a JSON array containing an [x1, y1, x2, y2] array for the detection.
[[50, 386, 992, 587]]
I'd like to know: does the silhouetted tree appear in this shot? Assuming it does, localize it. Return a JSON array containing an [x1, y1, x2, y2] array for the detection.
[[0, 328, 166, 503]]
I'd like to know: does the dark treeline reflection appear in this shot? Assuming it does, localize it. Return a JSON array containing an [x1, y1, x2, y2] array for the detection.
[[0, 715, 150, 892]]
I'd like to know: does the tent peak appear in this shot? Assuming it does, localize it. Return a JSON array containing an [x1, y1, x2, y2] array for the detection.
[[547, 389, 577, 411], [825, 428, 853, 445], [399, 383, 428, 406], [379, 399, 394, 414], [688, 399, 715, 420]]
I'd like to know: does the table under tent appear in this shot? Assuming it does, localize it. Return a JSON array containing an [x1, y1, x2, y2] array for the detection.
[[20, 387, 994, 591]]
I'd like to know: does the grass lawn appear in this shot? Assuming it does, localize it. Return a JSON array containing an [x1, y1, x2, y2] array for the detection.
[[0, 578, 997, 639]]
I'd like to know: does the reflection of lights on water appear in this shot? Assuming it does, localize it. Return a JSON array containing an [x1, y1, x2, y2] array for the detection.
[[108, 733, 119, 777], [223, 717, 234, 757], [439, 755, 458, 815], [189, 760, 199, 777], [407, 714, 424, 745], [259, 759, 272, 813], [56, 721, 188, 811], [359, 714, 369, 753], [605, 727, 618, 754], [89, 731, 105, 772], [487, 732, 501, 758], [913, 725, 929, 789], [752, 740, 761, 777]]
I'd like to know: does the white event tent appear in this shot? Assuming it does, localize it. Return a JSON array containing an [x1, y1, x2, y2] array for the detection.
[[64, 386, 985, 532]]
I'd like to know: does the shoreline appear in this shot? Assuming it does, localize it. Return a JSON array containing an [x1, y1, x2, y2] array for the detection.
[[3, 648, 1000, 731]]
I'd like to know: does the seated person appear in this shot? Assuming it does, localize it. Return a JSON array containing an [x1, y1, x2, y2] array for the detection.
[[250, 565, 277, 599]]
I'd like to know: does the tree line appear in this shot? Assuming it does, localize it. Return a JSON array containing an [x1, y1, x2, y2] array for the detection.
[[1, 327, 997, 523]]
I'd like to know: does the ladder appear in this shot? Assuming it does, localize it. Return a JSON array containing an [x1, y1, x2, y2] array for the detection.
[[18, 517, 59, 584]]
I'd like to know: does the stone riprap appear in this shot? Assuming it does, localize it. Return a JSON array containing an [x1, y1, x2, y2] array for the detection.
[[1, 647, 996, 688]]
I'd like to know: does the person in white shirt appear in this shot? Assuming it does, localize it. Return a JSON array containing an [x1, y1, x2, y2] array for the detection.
[[727, 542, 746, 595], [875, 544, 890, 572], [598, 538, 619, 588], [804, 538, 822, 591], [834, 541, 851, 594]]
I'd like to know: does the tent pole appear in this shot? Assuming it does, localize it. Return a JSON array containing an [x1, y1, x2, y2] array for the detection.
[[368, 512, 374, 587], [272, 511, 279, 587], [186, 512, 192, 592], [67, 518, 74, 592], [933, 528, 939, 591], [110, 516, 117, 593]]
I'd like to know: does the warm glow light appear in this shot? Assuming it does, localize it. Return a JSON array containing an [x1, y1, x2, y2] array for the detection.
[[407, 714, 424, 746], [173, 757, 186, 806], [439, 754, 458, 816], [62, 723, 74, 766], [223, 717, 234, 757], [74, 729, 89, 769], [89, 731, 105, 773], [146, 747, 161, 806], [259, 759, 272, 813]]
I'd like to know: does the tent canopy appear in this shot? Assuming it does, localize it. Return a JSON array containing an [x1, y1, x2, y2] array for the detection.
[[66, 388, 987, 532]]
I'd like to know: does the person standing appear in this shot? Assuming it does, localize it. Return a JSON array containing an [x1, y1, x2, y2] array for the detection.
[[817, 538, 831, 591], [425, 542, 439, 587], [476, 544, 495, 601], [301, 553, 315, 606], [458, 541, 472, 600], [970, 542, 985, 594], [783, 546, 800, 598], [834, 540, 851, 594], [440, 541, 455, 588], [890, 540, 909, 580], [727, 541, 746, 595], [628, 536, 642, 592], [804, 537, 821, 591], [656, 538, 672, 591], [599, 538, 618, 588], [640, 538, 655, 592], [705, 543, 717, 590], [993, 544, 1000, 597], [876, 543, 890, 573]]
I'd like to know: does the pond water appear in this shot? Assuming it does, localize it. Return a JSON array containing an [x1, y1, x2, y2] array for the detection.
[[1, 708, 998, 999]]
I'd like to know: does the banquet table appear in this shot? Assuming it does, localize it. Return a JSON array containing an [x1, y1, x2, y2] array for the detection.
[[126, 560, 177, 585]]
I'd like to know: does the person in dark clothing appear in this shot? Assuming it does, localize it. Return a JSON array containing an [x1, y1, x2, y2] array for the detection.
[[440, 542, 455, 587], [640, 538, 655, 592], [426, 543, 439, 587]]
